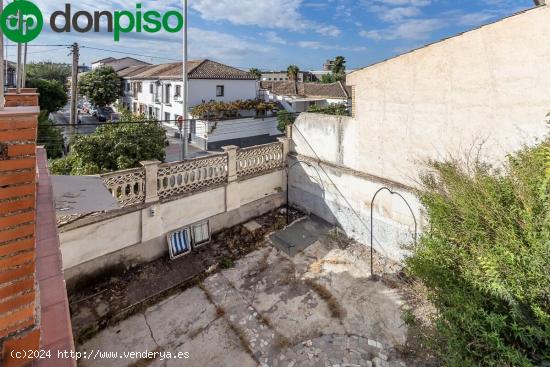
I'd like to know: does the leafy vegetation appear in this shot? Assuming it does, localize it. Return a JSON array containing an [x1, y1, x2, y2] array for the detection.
[[249, 68, 262, 79], [277, 110, 296, 133], [26, 79, 67, 113], [78, 66, 120, 107], [26, 61, 71, 86], [307, 104, 350, 116], [321, 56, 346, 83], [49, 112, 167, 175], [287, 65, 300, 81], [406, 142, 550, 366], [37, 111, 64, 159], [190, 99, 277, 119]]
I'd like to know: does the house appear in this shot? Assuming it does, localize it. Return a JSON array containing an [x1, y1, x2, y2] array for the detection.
[[117, 59, 281, 150], [92, 57, 150, 71], [261, 80, 351, 113], [260, 70, 315, 82]]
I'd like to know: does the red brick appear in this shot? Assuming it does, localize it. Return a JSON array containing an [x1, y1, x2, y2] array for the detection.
[[0, 263, 34, 284], [0, 224, 34, 244], [0, 198, 35, 216], [0, 251, 34, 270], [0, 184, 35, 201], [0, 317, 34, 339], [7, 144, 36, 157], [0, 239, 34, 257], [0, 158, 36, 172], [0, 129, 36, 141], [0, 278, 34, 300], [0, 171, 35, 186], [0, 119, 36, 131], [0, 291, 34, 314], [2, 329, 40, 367], [0, 211, 35, 230], [0, 303, 34, 331]]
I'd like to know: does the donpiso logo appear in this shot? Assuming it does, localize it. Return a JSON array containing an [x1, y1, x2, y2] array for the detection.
[[0, 1, 184, 43], [0, 0, 44, 43]]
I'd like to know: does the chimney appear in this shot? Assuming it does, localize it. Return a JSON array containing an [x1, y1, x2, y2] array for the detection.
[[534, 0, 546, 5]]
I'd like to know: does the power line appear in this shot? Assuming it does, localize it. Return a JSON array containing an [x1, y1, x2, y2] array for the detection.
[[80, 46, 180, 62]]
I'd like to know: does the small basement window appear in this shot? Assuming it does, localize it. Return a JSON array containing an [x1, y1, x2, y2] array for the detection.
[[192, 221, 210, 248], [167, 228, 191, 259]]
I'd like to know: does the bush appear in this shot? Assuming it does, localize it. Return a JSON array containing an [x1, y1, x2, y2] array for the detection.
[[49, 114, 167, 175], [307, 104, 350, 116], [26, 79, 67, 113], [37, 111, 64, 159], [277, 110, 296, 133], [407, 143, 550, 366]]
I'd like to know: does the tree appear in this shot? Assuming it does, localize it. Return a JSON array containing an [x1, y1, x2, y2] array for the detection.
[[49, 112, 167, 175], [26, 79, 68, 113], [277, 110, 296, 133], [287, 65, 300, 81], [26, 61, 71, 86], [331, 56, 346, 75], [78, 66, 120, 107], [37, 111, 64, 159], [405, 142, 550, 366], [249, 68, 262, 79]]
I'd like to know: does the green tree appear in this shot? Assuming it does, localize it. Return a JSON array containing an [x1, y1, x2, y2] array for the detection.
[[26, 79, 67, 113], [26, 61, 71, 86], [287, 65, 300, 81], [331, 56, 346, 75], [37, 111, 64, 159], [277, 110, 296, 133], [249, 68, 262, 79], [78, 66, 120, 107], [406, 142, 550, 366], [49, 113, 167, 175]]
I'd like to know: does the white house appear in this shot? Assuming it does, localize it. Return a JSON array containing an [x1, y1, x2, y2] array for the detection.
[[261, 80, 352, 113], [117, 59, 281, 150]]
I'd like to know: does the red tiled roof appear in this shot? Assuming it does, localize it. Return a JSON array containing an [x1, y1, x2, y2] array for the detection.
[[261, 80, 351, 99], [121, 60, 256, 80]]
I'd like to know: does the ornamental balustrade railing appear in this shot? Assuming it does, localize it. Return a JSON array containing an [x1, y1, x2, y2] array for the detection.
[[101, 139, 289, 208]]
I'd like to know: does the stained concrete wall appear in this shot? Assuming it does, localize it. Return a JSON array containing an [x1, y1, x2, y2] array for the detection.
[[289, 6, 550, 261], [60, 170, 285, 285]]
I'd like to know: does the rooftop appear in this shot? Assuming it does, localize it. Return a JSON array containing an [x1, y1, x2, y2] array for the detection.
[[260, 80, 352, 99]]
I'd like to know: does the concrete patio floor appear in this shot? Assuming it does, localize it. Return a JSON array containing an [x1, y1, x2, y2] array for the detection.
[[78, 219, 409, 367]]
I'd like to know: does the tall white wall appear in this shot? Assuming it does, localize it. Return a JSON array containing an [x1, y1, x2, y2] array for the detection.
[[346, 5, 550, 186], [289, 6, 550, 261]]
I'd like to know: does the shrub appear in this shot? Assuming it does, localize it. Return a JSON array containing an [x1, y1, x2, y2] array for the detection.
[[49, 113, 167, 175], [277, 110, 296, 133], [307, 104, 350, 116], [407, 143, 550, 366]]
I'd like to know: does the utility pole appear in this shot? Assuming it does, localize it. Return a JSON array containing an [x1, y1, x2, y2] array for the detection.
[[181, 0, 188, 161], [69, 43, 79, 127], [21, 43, 27, 88]]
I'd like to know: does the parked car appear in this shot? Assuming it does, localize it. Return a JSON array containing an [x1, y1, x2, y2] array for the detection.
[[89, 105, 98, 117], [81, 102, 91, 113], [96, 107, 115, 122]]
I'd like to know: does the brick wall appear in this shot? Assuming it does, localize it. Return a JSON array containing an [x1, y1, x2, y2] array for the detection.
[[0, 103, 40, 366]]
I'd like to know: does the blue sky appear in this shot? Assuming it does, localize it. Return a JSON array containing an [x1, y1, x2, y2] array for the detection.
[[21, 0, 534, 71]]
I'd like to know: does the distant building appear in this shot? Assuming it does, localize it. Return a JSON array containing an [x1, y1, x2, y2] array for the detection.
[[260, 80, 351, 113], [91, 57, 150, 71], [260, 71, 316, 83], [4, 61, 16, 88], [323, 59, 335, 71]]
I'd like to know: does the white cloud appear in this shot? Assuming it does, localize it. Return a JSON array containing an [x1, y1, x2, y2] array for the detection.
[[262, 31, 287, 44], [297, 40, 367, 52], [360, 18, 443, 40], [189, 0, 341, 37]]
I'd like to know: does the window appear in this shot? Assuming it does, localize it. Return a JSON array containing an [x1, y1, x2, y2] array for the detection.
[[165, 84, 171, 103], [154, 107, 160, 118], [148, 106, 153, 117], [126, 83, 130, 92], [175, 85, 182, 97], [192, 221, 210, 248], [138, 82, 142, 93], [164, 112, 171, 123], [167, 228, 191, 259], [149, 84, 154, 94], [216, 85, 224, 97]]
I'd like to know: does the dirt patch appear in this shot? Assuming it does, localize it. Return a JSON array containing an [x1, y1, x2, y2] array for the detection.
[[304, 278, 346, 321], [70, 208, 304, 345]]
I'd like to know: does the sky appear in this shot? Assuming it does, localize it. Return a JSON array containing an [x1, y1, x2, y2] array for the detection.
[[18, 0, 535, 71]]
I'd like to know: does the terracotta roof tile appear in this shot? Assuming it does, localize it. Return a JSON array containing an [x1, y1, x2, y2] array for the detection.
[[261, 81, 350, 99]]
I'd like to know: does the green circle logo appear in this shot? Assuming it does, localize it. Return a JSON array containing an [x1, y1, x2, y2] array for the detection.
[[0, 0, 43, 43]]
